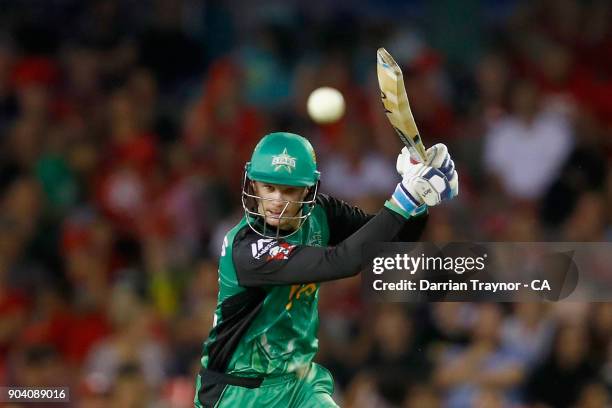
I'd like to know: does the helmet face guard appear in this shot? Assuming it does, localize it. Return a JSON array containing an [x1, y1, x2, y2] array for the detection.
[[241, 170, 319, 239]]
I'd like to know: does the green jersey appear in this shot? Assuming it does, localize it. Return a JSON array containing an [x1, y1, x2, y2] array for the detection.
[[196, 194, 427, 405]]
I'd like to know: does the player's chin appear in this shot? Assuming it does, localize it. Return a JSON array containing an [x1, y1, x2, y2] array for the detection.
[[265, 217, 296, 231]]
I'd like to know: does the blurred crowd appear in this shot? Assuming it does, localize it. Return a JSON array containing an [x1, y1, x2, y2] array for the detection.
[[0, 0, 610, 407]]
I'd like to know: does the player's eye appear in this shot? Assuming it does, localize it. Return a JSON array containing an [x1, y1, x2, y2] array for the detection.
[[283, 187, 300, 196], [287, 186, 307, 197]]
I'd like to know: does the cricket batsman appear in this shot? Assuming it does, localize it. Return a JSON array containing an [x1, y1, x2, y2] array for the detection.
[[194, 132, 458, 407]]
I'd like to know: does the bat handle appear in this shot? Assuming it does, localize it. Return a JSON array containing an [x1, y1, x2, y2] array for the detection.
[[408, 147, 427, 164]]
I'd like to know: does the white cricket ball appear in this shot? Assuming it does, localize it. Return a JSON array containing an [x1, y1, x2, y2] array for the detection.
[[307, 87, 345, 124]]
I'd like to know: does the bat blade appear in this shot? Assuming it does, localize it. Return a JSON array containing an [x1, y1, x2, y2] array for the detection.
[[376, 47, 427, 162]]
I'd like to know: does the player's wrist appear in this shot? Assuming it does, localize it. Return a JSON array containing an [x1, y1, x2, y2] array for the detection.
[[392, 182, 420, 213], [385, 196, 426, 219], [386, 199, 411, 219]]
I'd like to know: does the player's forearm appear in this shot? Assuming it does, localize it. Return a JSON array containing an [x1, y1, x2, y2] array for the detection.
[[320, 194, 428, 244], [236, 206, 411, 286], [316, 205, 411, 281], [394, 210, 428, 241]]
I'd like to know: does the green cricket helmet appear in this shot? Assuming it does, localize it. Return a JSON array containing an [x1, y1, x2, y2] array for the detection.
[[242, 132, 320, 238]]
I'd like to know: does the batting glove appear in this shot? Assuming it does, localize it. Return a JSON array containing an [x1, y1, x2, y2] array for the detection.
[[396, 143, 459, 200], [392, 162, 453, 215]]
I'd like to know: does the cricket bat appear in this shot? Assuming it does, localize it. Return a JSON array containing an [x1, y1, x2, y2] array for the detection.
[[376, 47, 428, 163]]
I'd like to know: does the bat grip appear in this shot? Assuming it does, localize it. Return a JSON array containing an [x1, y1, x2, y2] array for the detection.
[[407, 146, 427, 164]]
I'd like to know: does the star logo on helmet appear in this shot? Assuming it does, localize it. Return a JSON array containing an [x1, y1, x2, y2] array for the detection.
[[271, 148, 297, 173]]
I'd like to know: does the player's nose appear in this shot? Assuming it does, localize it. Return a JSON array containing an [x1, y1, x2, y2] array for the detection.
[[270, 195, 291, 210], [268, 191, 285, 203]]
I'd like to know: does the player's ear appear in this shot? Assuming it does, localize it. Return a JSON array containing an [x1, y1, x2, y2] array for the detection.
[[303, 181, 318, 202]]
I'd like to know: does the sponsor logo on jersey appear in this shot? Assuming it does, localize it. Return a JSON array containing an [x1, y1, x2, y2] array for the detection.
[[251, 238, 295, 260], [308, 232, 322, 246], [251, 238, 275, 259], [266, 242, 295, 261], [271, 148, 296, 173]]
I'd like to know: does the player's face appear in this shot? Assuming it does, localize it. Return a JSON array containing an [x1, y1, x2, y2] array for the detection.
[[253, 181, 309, 229]]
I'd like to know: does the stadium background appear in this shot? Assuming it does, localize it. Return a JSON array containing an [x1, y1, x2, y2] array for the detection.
[[0, 0, 610, 406]]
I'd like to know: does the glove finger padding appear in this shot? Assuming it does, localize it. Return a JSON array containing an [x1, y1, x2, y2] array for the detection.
[[396, 146, 410, 177], [439, 158, 455, 177], [396, 143, 459, 207], [426, 143, 456, 183], [400, 143, 453, 176], [448, 170, 459, 198], [410, 166, 452, 206], [426, 143, 448, 168]]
